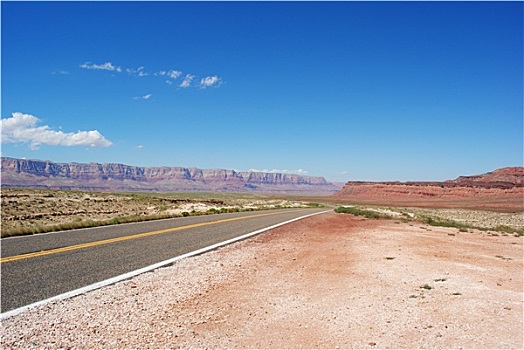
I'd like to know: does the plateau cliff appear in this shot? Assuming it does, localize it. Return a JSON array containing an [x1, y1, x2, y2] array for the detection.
[[334, 167, 524, 212], [0, 157, 341, 194]]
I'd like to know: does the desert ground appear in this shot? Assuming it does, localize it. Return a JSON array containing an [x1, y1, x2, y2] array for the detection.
[[1, 208, 522, 349], [0, 189, 317, 237]]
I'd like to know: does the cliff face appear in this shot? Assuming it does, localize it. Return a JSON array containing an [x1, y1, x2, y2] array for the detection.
[[334, 167, 524, 211], [451, 167, 524, 187], [0, 157, 339, 194]]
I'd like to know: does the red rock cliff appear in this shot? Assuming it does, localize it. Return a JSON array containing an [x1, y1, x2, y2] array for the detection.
[[334, 167, 524, 211]]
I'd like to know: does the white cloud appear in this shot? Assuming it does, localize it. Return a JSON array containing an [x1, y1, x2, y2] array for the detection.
[[0, 112, 113, 150], [80, 62, 122, 72], [167, 70, 182, 79], [200, 75, 221, 88], [127, 66, 149, 77], [156, 70, 182, 79], [135, 144, 144, 150], [248, 168, 309, 175], [80, 61, 223, 91], [137, 67, 148, 77], [134, 93, 152, 100], [52, 70, 70, 75], [180, 74, 195, 88]]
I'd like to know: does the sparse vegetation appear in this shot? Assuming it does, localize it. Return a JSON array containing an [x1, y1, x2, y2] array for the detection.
[[494, 225, 523, 236], [419, 215, 470, 230], [1, 189, 323, 238], [334, 204, 524, 236], [307, 202, 324, 208], [334, 206, 392, 219]]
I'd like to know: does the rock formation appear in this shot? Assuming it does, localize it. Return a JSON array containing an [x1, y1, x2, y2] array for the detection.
[[451, 167, 523, 187], [0, 157, 341, 194], [334, 167, 524, 211]]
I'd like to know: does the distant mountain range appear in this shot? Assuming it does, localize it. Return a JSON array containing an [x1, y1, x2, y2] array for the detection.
[[0, 157, 343, 194], [2, 157, 522, 206]]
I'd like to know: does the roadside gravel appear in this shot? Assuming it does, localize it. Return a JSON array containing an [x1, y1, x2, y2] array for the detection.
[[1, 212, 522, 348]]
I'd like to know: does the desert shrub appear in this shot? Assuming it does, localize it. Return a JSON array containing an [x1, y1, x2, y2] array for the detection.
[[308, 203, 324, 208], [418, 215, 524, 236], [419, 215, 469, 230], [335, 206, 388, 219], [493, 225, 524, 236]]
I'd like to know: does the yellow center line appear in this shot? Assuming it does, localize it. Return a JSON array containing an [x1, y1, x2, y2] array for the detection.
[[1, 210, 305, 264]]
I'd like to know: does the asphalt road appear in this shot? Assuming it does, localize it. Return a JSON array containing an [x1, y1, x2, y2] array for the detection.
[[1, 208, 326, 313]]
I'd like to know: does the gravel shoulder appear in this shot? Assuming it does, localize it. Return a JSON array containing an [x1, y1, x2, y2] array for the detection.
[[1, 212, 522, 349]]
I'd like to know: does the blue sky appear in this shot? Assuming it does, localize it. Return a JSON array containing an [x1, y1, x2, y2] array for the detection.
[[1, 1, 522, 182]]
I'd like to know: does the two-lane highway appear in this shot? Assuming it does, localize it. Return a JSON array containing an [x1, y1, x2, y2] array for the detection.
[[1, 208, 328, 314]]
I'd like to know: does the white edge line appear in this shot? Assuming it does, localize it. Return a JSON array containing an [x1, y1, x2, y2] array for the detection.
[[1, 210, 330, 320]]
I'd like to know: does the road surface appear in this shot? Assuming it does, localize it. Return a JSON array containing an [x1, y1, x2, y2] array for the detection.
[[1, 208, 326, 313]]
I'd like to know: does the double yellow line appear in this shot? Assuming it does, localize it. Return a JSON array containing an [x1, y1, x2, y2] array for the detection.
[[1, 210, 300, 264]]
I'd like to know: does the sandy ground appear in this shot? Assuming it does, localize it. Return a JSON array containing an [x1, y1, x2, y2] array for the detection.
[[1, 212, 523, 349]]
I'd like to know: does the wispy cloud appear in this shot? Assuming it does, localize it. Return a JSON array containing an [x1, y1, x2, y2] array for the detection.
[[134, 93, 153, 100], [157, 70, 182, 80], [0, 112, 113, 150], [127, 66, 149, 77], [180, 74, 195, 88], [80, 61, 222, 90], [200, 75, 222, 88], [80, 62, 122, 73], [52, 70, 70, 75]]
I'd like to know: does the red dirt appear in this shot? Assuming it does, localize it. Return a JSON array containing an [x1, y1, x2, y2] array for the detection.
[[2, 212, 522, 349], [173, 212, 523, 348]]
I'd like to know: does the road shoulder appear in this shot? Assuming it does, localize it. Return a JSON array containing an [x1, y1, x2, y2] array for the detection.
[[1, 212, 522, 348]]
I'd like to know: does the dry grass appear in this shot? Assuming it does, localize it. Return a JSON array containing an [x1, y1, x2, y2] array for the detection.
[[335, 204, 524, 235], [0, 189, 318, 237], [3, 188, 522, 238]]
